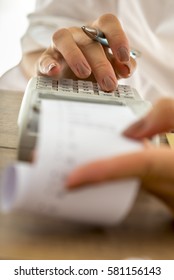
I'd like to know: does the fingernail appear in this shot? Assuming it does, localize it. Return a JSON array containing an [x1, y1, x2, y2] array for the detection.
[[123, 64, 131, 75], [117, 63, 131, 78], [76, 62, 91, 77], [66, 171, 85, 189], [43, 63, 57, 73], [66, 176, 78, 189], [123, 118, 148, 138], [102, 76, 116, 91], [117, 47, 130, 62]]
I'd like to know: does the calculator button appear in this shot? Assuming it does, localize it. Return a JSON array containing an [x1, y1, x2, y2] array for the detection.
[[98, 90, 114, 97], [58, 87, 73, 93], [78, 89, 94, 95], [114, 90, 120, 97]]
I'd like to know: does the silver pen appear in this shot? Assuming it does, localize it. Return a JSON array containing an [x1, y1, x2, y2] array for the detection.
[[81, 26, 141, 59]]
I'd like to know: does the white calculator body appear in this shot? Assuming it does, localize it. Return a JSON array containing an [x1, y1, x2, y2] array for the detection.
[[18, 76, 151, 161]]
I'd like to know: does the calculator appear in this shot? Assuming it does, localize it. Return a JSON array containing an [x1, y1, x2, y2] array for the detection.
[[17, 76, 151, 161]]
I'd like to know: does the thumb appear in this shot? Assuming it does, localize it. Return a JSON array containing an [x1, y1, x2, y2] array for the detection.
[[123, 98, 174, 139]]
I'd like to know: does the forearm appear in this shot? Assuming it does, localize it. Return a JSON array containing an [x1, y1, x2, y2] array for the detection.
[[20, 50, 46, 79]]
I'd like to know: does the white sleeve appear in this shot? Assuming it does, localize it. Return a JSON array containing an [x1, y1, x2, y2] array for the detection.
[[21, 0, 117, 54], [21, 0, 84, 53]]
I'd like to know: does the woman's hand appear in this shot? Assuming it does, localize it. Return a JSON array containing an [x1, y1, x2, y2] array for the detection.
[[66, 98, 174, 214], [37, 13, 136, 91]]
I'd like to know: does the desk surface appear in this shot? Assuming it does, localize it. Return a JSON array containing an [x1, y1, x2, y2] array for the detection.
[[0, 90, 174, 260]]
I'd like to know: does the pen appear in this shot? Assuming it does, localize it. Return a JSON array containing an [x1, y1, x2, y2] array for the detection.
[[81, 26, 141, 59]]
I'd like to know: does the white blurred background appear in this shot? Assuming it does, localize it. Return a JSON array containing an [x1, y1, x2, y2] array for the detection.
[[0, 0, 35, 76]]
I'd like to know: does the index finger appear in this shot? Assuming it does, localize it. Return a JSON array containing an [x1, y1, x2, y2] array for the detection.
[[66, 147, 174, 189]]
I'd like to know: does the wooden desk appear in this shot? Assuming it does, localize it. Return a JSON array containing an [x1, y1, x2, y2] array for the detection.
[[0, 90, 174, 260]]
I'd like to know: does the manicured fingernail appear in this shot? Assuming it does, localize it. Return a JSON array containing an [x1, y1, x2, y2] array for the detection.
[[43, 63, 57, 73], [76, 62, 91, 77], [102, 76, 116, 91], [117, 47, 130, 62]]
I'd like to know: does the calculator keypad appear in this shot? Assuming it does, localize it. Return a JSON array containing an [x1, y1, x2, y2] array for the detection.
[[36, 77, 140, 100]]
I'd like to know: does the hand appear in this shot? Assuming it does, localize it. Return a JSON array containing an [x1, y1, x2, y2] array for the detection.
[[66, 98, 174, 214], [37, 13, 136, 91]]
